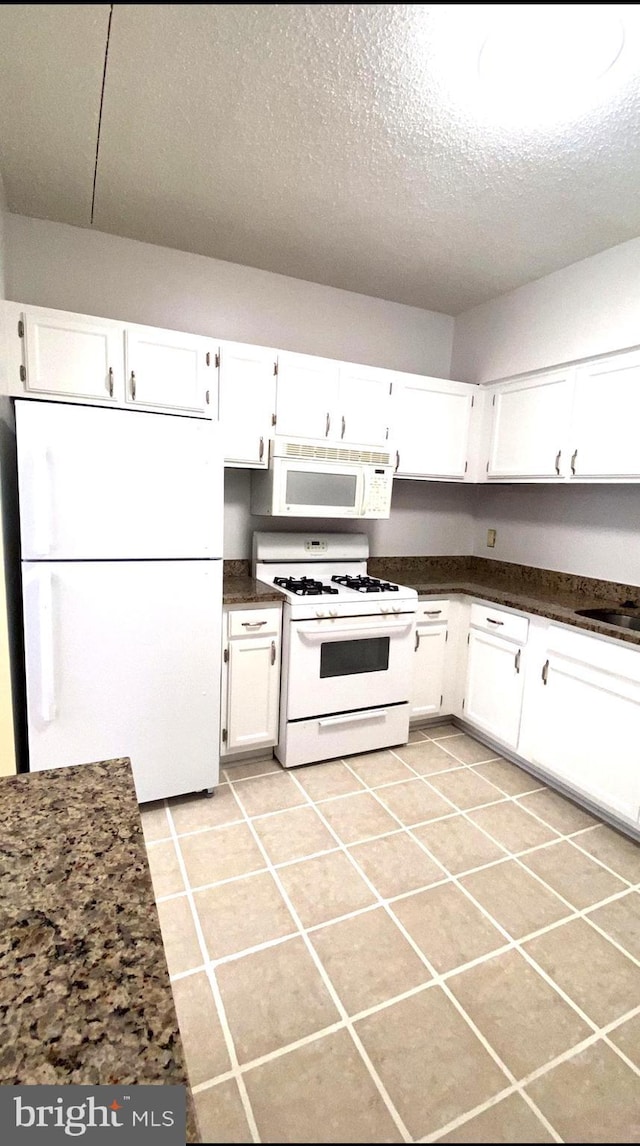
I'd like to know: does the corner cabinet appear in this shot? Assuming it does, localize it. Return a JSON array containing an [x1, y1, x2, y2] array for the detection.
[[220, 604, 282, 757], [391, 374, 475, 480], [463, 603, 528, 750], [486, 369, 574, 480], [410, 600, 449, 719]]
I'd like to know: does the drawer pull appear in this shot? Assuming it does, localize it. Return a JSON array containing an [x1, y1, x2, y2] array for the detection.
[[241, 620, 267, 628], [423, 609, 442, 616], [542, 659, 549, 685], [486, 617, 504, 626]]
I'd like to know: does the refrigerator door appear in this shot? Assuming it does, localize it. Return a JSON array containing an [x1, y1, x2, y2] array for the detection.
[[16, 400, 222, 560], [23, 559, 222, 802]]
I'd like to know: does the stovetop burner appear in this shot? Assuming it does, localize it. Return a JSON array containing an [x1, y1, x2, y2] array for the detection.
[[331, 575, 400, 593], [274, 576, 339, 596]]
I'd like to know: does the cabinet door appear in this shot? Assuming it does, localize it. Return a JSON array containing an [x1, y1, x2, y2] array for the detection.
[[487, 371, 573, 479], [275, 351, 340, 439], [571, 350, 640, 478], [464, 629, 524, 748], [338, 363, 392, 447], [531, 649, 640, 823], [393, 376, 473, 479], [124, 325, 214, 414], [411, 623, 447, 718], [226, 634, 281, 751], [219, 341, 277, 467], [22, 309, 122, 402]]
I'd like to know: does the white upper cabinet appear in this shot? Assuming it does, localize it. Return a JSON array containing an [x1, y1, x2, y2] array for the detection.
[[275, 352, 393, 448], [570, 349, 640, 479], [275, 351, 341, 440], [392, 375, 475, 479], [337, 363, 392, 448], [219, 341, 277, 468], [486, 370, 574, 480], [124, 324, 215, 415], [20, 307, 123, 403]]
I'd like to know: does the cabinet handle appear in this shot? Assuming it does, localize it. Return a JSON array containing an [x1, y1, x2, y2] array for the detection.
[[414, 630, 420, 651], [325, 412, 331, 437], [542, 659, 549, 685], [514, 648, 521, 673], [486, 617, 504, 625], [130, 370, 136, 400], [270, 640, 276, 665], [341, 415, 346, 439], [205, 389, 210, 405], [555, 449, 561, 475], [423, 609, 442, 616], [108, 366, 114, 398], [259, 435, 264, 461], [241, 620, 267, 628], [571, 449, 578, 475], [395, 450, 400, 472]]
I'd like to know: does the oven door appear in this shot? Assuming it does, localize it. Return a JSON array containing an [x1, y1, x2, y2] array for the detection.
[[272, 458, 365, 518], [286, 612, 415, 719]]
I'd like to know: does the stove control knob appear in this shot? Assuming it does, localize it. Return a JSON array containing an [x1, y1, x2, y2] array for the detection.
[[315, 609, 326, 618], [329, 609, 338, 617], [380, 606, 389, 615]]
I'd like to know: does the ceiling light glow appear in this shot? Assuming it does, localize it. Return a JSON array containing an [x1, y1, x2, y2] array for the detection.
[[477, 4, 626, 125]]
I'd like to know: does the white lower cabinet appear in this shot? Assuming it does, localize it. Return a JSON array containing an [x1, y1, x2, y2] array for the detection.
[[527, 625, 640, 824], [410, 600, 449, 719], [221, 605, 282, 756], [463, 603, 527, 750]]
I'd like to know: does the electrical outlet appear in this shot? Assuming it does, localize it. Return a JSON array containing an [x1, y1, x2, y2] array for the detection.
[[487, 528, 497, 548]]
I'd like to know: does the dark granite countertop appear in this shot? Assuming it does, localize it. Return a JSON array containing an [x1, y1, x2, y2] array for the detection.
[[368, 556, 640, 647], [223, 574, 285, 606], [0, 758, 198, 1141]]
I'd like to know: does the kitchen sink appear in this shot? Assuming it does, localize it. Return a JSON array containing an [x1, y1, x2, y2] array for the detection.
[[575, 608, 640, 631]]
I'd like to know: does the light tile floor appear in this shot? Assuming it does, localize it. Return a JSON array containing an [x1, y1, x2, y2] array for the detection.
[[140, 723, 640, 1144]]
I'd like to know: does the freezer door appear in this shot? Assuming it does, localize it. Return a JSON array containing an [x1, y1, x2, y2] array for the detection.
[[23, 560, 222, 802], [16, 401, 222, 559]]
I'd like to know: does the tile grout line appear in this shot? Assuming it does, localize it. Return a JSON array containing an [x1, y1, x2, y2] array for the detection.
[[279, 766, 562, 1144], [164, 799, 261, 1145], [151, 744, 640, 1140], [223, 772, 414, 1144]]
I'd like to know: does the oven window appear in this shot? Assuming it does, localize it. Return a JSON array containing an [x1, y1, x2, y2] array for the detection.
[[286, 469, 358, 508], [320, 637, 390, 678]]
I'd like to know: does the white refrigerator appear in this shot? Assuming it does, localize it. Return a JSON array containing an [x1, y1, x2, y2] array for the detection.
[[15, 399, 223, 803]]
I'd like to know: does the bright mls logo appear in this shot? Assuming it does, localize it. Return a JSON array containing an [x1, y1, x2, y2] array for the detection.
[[2, 1085, 186, 1144]]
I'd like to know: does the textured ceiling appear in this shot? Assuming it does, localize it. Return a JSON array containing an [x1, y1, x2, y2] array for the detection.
[[1, 4, 640, 314]]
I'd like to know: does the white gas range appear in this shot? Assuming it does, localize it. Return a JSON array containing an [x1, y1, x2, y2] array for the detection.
[[252, 532, 418, 767]]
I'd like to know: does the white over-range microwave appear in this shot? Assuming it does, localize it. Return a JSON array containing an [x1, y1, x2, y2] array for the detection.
[[250, 437, 395, 519]]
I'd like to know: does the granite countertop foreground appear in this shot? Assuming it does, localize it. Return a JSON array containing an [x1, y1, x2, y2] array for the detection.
[[0, 759, 198, 1140]]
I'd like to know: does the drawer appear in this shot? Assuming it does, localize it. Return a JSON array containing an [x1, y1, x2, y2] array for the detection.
[[470, 602, 528, 645], [228, 606, 281, 638], [416, 599, 450, 623]]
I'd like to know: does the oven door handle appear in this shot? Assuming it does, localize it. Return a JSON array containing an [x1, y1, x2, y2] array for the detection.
[[296, 621, 414, 643], [317, 710, 388, 728]]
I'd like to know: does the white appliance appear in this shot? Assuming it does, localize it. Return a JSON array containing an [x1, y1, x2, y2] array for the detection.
[[15, 400, 223, 803], [250, 437, 394, 519], [252, 531, 418, 767]]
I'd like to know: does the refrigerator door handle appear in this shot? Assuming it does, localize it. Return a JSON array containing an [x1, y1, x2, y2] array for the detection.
[[34, 447, 52, 556], [38, 572, 57, 724]]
